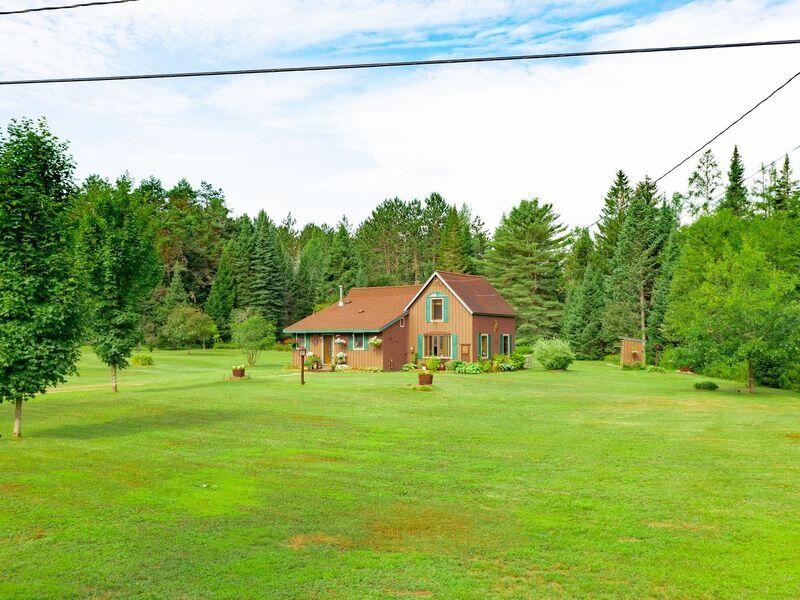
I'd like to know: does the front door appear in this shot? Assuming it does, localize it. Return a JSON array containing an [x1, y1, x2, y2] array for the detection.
[[460, 344, 471, 362], [322, 335, 333, 365]]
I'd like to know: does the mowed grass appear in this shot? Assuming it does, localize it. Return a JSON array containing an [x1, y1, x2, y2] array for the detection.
[[2, 350, 800, 599]]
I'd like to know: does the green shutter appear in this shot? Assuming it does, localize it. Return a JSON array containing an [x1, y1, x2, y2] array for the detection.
[[451, 333, 457, 359], [349, 335, 354, 350], [477, 333, 481, 360], [511, 334, 515, 353], [488, 334, 493, 358], [417, 334, 423, 359], [442, 296, 449, 322], [425, 295, 431, 323], [304, 334, 309, 349]]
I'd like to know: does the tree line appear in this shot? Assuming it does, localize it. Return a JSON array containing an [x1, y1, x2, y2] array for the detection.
[[3, 118, 800, 436]]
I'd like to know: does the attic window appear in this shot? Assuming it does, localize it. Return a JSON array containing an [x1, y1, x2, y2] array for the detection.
[[431, 298, 443, 321]]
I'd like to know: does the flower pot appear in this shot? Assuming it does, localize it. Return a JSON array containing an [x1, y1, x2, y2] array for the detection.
[[232, 368, 245, 378], [418, 373, 433, 386]]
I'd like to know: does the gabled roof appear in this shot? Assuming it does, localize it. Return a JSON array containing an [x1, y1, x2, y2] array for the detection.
[[404, 270, 516, 317], [284, 285, 419, 333]]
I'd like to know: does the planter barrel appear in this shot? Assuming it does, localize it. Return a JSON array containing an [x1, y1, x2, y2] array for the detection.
[[418, 373, 433, 386], [232, 368, 245, 378]]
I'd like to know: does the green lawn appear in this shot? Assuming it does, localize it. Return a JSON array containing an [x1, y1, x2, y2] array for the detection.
[[2, 350, 799, 598]]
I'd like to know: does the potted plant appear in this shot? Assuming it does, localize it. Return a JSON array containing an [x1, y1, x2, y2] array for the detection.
[[336, 351, 347, 365], [368, 336, 382, 348], [334, 337, 348, 346], [232, 364, 246, 378], [418, 365, 433, 386]]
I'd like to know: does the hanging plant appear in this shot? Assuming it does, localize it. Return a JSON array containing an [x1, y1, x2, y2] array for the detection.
[[334, 337, 348, 345], [368, 336, 382, 347]]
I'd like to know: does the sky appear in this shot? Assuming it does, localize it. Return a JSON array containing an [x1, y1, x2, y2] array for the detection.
[[1, 0, 800, 230]]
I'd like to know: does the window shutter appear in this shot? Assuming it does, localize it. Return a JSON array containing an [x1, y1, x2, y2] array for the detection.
[[488, 334, 492, 358], [417, 334, 423, 359], [304, 334, 309, 349], [425, 296, 431, 323], [451, 333, 457, 359], [442, 296, 449, 322], [349, 335, 354, 350]]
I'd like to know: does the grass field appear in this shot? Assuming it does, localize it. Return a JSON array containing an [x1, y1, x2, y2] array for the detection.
[[1, 350, 799, 598]]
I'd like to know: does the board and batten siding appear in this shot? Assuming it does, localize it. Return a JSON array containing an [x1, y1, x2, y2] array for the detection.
[[291, 333, 384, 369], [471, 315, 516, 361], [407, 277, 472, 360], [381, 318, 408, 371]]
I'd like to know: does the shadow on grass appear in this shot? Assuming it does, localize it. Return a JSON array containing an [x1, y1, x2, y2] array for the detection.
[[35, 408, 232, 440]]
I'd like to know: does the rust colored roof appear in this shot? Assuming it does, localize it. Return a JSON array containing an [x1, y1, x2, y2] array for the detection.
[[285, 284, 419, 332], [433, 271, 516, 317]]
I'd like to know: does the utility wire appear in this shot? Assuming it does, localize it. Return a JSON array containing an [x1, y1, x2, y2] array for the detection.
[[708, 142, 800, 204], [654, 69, 800, 183], [0, 38, 799, 86], [0, 0, 138, 16]]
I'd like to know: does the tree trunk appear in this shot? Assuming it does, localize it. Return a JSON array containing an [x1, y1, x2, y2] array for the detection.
[[202, 340, 206, 350], [13, 400, 22, 439], [111, 365, 118, 393], [748, 359, 755, 393]]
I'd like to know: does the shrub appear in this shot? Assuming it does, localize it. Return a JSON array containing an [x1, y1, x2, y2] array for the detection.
[[400, 362, 418, 372], [509, 352, 527, 370], [272, 342, 292, 352], [231, 309, 276, 367], [603, 353, 620, 365], [455, 362, 482, 374], [514, 344, 533, 356], [622, 362, 644, 371], [131, 353, 153, 366], [213, 340, 235, 350], [425, 357, 441, 372], [334, 364, 351, 372], [532, 338, 575, 370], [447, 360, 464, 372], [660, 346, 696, 371], [491, 354, 518, 372], [647, 365, 665, 374], [695, 381, 719, 391], [478, 360, 493, 373]]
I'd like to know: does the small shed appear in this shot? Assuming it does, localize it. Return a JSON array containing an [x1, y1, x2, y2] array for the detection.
[[620, 337, 645, 366]]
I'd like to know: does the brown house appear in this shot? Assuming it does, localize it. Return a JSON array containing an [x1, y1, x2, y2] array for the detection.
[[285, 270, 516, 371]]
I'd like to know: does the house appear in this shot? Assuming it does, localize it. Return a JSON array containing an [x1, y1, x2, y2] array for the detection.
[[285, 270, 516, 371]]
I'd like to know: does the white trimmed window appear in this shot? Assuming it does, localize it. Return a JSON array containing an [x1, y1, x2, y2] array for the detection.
[[400, 317, 405, 328], [424, 335, 451, 358], [479, 334, 490, 359], [430, 298, 444, 321], [352, 333, 365, 350], [501, 334, 511, 355]]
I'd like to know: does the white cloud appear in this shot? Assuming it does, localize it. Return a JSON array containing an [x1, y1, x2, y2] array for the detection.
[[0, 0, 799, 231]]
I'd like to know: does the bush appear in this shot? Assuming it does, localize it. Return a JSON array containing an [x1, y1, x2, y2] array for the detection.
[[447, 360, 464, 371], [131, 353, 153, 366], [647, 365, 665, 374], [400, 362, 418, 372], [478, 360, 493, 373], [509, 352, 527, 370], [425, 357, 441, 372], [694, 381, 719, 391], [622, 362, 644, 371], [514, 344, 533, 356], [532, 338, 575, 370], [603, 353, 620, 365], [213, 340, 236, 350], [454, 362, 482, 374], [660, 346, 696, 371], [334, 364, 351, 372], [272, 342, 292, 352], [231, 309, 276, 367]]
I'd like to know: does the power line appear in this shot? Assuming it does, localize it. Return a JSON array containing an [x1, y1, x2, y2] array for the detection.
[[0, 0, 138, 16], [1, 38, 799, 86], [708, 142, 800, 204], [654, 69, 800, 184]]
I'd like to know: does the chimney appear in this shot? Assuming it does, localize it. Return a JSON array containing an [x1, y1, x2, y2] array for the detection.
[[338, 286, 344, 306]]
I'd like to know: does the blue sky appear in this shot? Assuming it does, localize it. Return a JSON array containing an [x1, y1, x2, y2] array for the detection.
[[1, 0, 799, 229]]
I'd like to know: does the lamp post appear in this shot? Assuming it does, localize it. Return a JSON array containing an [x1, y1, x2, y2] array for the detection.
[[298, 345, 307, 385]]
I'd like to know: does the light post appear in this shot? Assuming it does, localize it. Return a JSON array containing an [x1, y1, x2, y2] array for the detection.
[[298, 345, 307, 385]]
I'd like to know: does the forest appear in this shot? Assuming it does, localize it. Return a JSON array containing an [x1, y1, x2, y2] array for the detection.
[[3, 118, 800, 396]]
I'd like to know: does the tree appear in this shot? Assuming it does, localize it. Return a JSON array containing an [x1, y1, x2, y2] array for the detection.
[[686, 149, 722, 216], [0, 119, 82, 438], [250, 211, 287, 327], [751, 162, 779, 216], [437, 205, 473, 273], [231, 309, 277, 367], [160, 305, 217, 352], [483, 199, 567, 343], [205, 240, 236, 340], [325, 217, 356, 293], [595, 170, 633, 263], [718, 145, 749, 215], [664, 243, 800, 391], [646, 229, 680, 359], [563, 261, 606, 359], [774, 155, 798, 212], [233, 217, 256, 308], [602, 178, 661, 354], [77, 175, 162, 392], [161, 262, 188, 321]]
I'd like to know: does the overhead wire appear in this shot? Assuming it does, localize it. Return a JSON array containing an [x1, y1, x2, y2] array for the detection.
[[0, 0, 138, 16]]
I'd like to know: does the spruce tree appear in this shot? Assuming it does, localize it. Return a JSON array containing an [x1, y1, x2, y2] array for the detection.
[[565, 262, 606, 359], [646, 229, 680, 360], [686, 149, 722, 216], [719, 145, 749, 215], [751, 163, 778, 216], [250, 211, 286, 327], [483, 199, 567, 343], [160, 262, 188, 322], [0, 119, 82, 438], [595, 170, 633, 263], [205, 240, 237, 340], [437, 205, 472, 273], [233, 217, 255, 308], [774, 155, 798, 212], [325, 217, 356, 293]]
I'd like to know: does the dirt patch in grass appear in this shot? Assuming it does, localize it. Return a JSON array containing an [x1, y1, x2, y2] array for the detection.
[[363, 502, 471, 552], [618, 536, 641, 543], [647, 521, 718, 532], [385, 589, 433, 598], [289, 414, 341, 428], [290, 453, 344, 463], [785, 433, 800, 441], [474, 558, 571, 596], [287, 533, 351, 551]]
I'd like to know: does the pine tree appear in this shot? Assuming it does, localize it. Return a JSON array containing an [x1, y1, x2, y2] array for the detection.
[[774, 155, 798, 212], [291, 252, 316, 323], [325, 217, 356, 293], [562, 228, 593, 345], [602, 178, 661, 353], [719, 145, 749, 215], [205, 240, 236, 340], [437, 205, 472, 273], [595, 170, 633, 263], [233, 217, 255, 308], [250, 211, 286, 327], [565, 262, 606, 359], [751, 163, 779, 216], [646, 229, 680, 360], [483, 199, 567, 344], [160, 262, 188, 322], [687, 149, 722, 216]]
